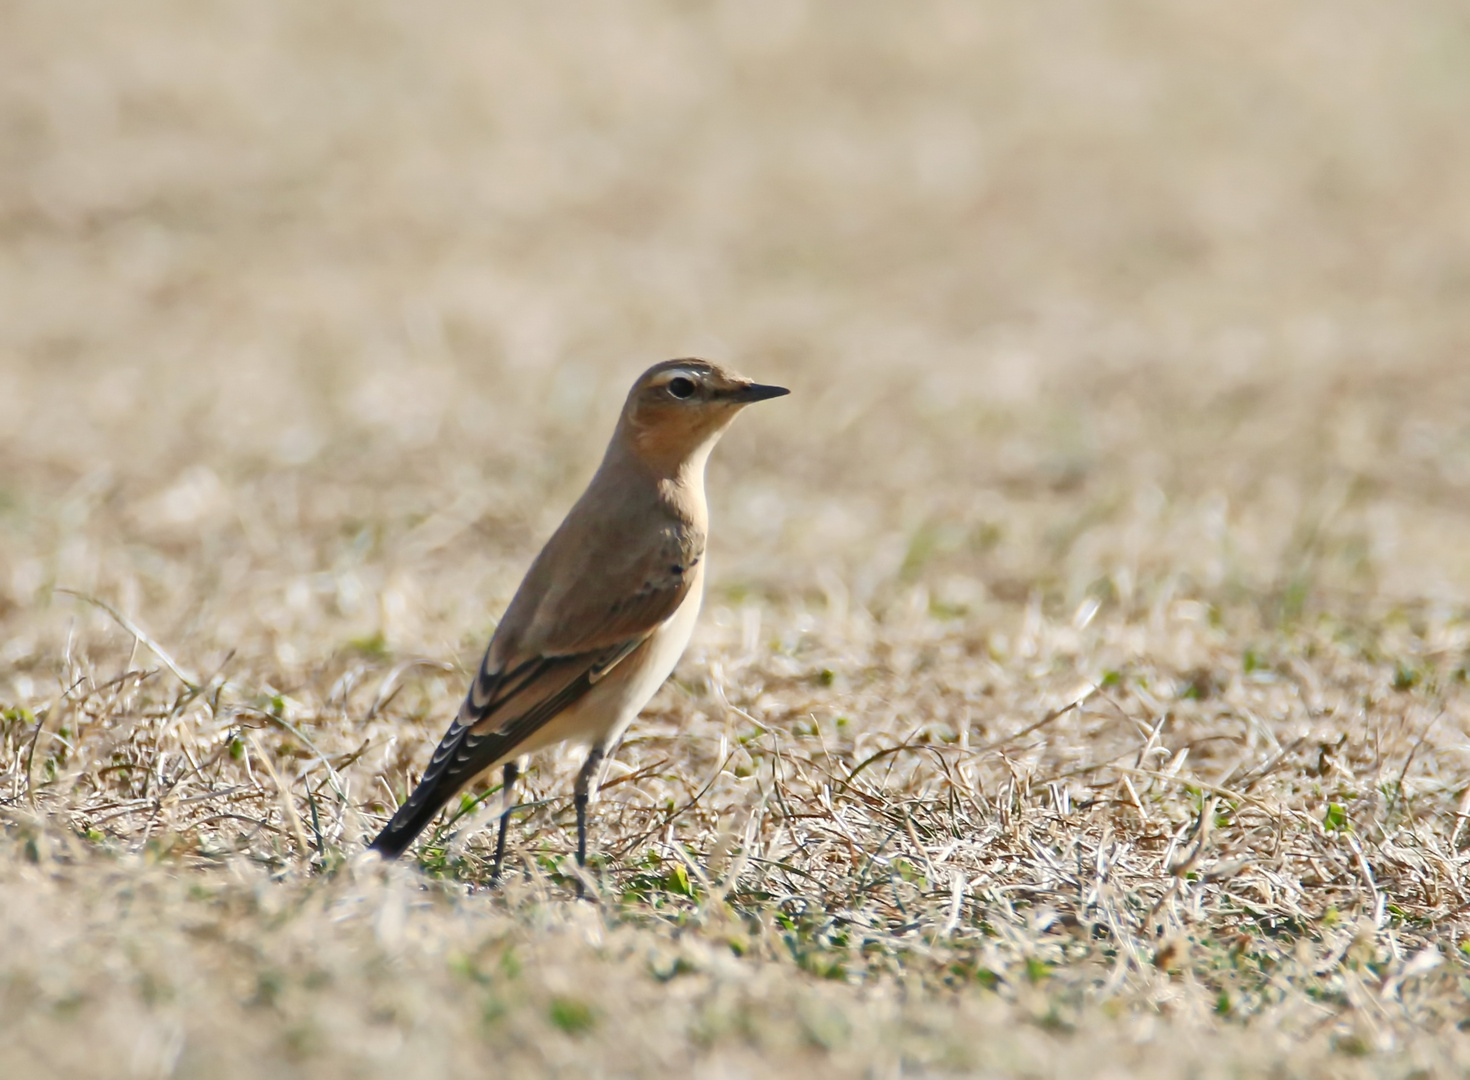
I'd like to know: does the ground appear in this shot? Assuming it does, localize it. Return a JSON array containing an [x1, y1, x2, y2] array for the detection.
[[4, 2, 1470, 1076]]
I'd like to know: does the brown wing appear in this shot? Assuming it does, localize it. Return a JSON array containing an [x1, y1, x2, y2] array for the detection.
[[512, 519, 703, 658], [367, 533, 700, 859]]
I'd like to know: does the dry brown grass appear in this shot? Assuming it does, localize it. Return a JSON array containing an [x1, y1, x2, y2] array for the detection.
[[5, 1, 1470, 1076]]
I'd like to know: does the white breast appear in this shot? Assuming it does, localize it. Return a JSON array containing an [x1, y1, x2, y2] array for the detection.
[[507, 562, 705, 761], [607, 562, 705, 737]]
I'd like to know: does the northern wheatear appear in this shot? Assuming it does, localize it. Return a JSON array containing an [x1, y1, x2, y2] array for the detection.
[[369, 359, 788, 873]]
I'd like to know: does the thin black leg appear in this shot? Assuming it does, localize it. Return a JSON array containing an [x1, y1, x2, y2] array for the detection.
[[573, 745, 606, 868], [491, 761, 519, 885]]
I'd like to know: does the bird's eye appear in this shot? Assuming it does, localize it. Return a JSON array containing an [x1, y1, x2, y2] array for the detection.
[[667, 376, 695, 399]]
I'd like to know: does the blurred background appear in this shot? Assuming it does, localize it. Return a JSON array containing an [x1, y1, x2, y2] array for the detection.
[[3, 0, 1470, 677], [8, 12, 1470, 1073]]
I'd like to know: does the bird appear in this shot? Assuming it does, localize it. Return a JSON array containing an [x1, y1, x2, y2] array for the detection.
[[368, 358, 788, 877]]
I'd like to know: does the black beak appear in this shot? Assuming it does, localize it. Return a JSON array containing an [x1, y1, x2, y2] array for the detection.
[[727, 382, 790, 404]]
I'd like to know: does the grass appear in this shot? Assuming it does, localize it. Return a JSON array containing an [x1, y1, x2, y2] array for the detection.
[[5, 0, 1470, 1076]]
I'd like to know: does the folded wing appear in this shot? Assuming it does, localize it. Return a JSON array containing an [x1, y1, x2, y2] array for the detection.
[[367, 533, 700, 859]]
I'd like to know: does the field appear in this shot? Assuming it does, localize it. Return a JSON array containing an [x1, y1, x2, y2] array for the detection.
[[4, 1, 1470, 1076]]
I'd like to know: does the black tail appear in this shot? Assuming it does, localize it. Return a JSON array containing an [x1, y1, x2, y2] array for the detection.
[[368, 783, 460, 860], [368, 654, 601, 859], [368, 718, 483, 859], [367, 713, 530, 859]]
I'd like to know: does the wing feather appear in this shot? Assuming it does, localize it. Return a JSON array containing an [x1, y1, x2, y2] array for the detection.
[[367, 499, 702, 859]]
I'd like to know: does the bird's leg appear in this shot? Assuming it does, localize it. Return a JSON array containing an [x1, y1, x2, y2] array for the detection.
[[491, 761, 519, 886], [573, 745, 606, 868]]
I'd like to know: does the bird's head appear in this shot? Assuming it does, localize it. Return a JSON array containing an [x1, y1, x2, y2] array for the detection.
[[618, 358, 788, 476]]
